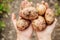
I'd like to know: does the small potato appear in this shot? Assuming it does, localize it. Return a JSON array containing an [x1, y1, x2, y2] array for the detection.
[[36, 4, 46, 15], [20, 7, 38, 20], [32, 16, 46, 31], [45, 8, 55, 25], [16, 18, 30, 31], [20, 0, 32, 9]]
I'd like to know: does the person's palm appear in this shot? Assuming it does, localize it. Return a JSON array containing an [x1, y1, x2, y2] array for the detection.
[[36, 1, 57, 40], [36, 19, 57, 35], [11, 0, 33, 38], [11, 13, 33, 40], [36, 1, 57, 35]]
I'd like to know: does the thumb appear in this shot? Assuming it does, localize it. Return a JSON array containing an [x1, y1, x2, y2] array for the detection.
[[45, 18, 57, 34], [45, 2, 49, 9], [41, 1, 45, 4], [11, 13, 17, 30], [11, 13, 16, 21]]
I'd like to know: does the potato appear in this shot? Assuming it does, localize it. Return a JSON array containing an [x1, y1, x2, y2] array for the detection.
[[36, 4, 46, 15], [16, 18, 30, 31], [20, 7, 38, 20], [32, 16, 46, 31], [45, 8, 55, 25], [20, 0, 32, 9]]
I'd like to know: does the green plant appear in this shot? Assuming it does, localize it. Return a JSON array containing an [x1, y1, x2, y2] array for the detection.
[[0, 0, 13, 18], [0, 21, 5, 30], [55, 3, 60, 16], [28, 0, 32, 2], [0, 0, 13, 31]]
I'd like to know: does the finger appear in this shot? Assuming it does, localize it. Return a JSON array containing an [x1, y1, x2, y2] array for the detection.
[[45, 18, 57, 33], [11, 13, 16, 26], [24, 0, 28, 1], [11, 13, 17, 30], [37, 3, 40, 6], [29, 2, 33, 6], [18, 16, 22, 20], [41, 1, 45, 4], [30, 2, 33, 4], [45, 2, 49, 9], [20, 24, 33, 37], [23, 0, 28, 4], [27, 3, 32, 7], [11, 13, 16, 20], [20, 0, 27, 6]]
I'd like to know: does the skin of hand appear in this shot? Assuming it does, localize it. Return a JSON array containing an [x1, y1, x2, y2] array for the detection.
[[11, 13, 33, 40], [36, 19, 57, 40], [11, 0, 33, 40], [11, 0, 57, 40], [36, 1, 57, 40]]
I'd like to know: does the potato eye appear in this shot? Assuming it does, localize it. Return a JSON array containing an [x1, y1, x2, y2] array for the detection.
[[28, 11, 31, 13]]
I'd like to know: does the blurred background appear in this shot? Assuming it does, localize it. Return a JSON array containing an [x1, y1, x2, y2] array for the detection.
[[0, 0, 60, 40]]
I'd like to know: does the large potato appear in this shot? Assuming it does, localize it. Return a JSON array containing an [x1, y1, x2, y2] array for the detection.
[[36, 4, 46, 15], [16, 18, 30, 31], [32, 16, 46, 31], [45, 8, 55, 25], [20, 7, 38, 20]]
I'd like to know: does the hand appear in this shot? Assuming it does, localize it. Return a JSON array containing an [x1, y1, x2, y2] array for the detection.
[[36, 18, 57, 40], [11, 13, 33, 40], [36, 1, 57, 40]]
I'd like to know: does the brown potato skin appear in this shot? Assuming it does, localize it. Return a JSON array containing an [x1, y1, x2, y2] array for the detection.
[[20, 0, 32, 9], [36, 4, 46, 15], [20, 7, 38, 20], [16, 18, 30, 31], [32, 16, 46, 31], [45, 8, 55, 25]]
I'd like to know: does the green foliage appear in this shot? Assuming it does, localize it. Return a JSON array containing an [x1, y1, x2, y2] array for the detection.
[[28, 0, 32, 2], [0, 4, 3, 11], [0, 21, 5, 30], [0, 0, 13, 17], [55, 3, 60, 16], [0, 0, 13, 31]]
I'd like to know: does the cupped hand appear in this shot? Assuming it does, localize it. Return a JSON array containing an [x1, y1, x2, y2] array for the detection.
[[36, 18, 57, 40], [36, 18, 57, 36], [11, 0, 33, 40], [36, 1, 57, 40], [11, 13, 33, 40]]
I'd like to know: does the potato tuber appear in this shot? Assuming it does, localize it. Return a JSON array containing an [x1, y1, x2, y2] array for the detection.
[[45, 8, 55, 25], [36, 4, 46, 15], [20, 7, 38, 20], [16, 18, 30, 31], [32, 16, 46, 31], [17, 0, 55, 31], [20, 0, 32, 9]]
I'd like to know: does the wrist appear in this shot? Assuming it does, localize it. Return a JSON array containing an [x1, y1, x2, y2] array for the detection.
[[17, 34, 31, 40], [18, 36, 30, 40], [37, 35, 51, 40]]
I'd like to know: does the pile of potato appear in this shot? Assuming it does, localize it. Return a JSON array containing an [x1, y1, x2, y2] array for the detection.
[[16, 0, 55, 31]]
